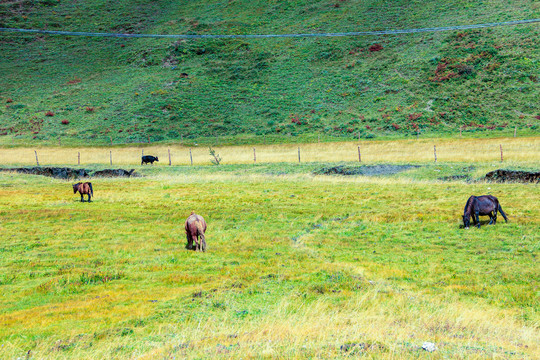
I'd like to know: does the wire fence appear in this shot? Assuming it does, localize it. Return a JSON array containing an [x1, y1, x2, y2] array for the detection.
[[1, 138, 538, 167], [1, 18, 539, 39]]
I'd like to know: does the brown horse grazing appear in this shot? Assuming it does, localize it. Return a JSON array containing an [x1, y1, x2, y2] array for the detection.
[[185, 212, 207, 252], [73, 182, 93, 202], [463, 195, 508, 229]]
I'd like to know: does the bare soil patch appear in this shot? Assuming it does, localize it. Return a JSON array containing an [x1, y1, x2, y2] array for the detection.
[[314, 164, 420, 176], [0, 167, 138, 179], [485, 169, 539, 183]]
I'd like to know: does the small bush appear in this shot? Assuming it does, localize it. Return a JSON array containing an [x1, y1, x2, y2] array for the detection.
[[209, 147, 222, 165], [45, 111, 54, 116], [61, 119, 69, 125]]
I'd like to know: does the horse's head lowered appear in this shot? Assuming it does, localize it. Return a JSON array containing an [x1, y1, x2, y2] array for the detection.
[[462, 195, 475, 229], [72, 183, 81, 193], [462, 214, 471, 229]]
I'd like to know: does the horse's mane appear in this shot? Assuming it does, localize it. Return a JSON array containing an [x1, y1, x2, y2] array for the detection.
[[463, 195, 476, 215]]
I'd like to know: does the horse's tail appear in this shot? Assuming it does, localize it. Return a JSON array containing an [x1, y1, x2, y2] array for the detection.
[[196, 221, 206, 250], [196, 221, 205, 239], [88, 182, 93, 198], [498, 203, 508, 223]]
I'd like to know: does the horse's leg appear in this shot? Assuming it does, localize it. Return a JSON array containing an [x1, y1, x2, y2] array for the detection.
[[193, 236, 197, 251], [87, 193, 92, 202], [492, 210, 497, 224], [186, 233, 192, 249], [475, 211, 481, 228], [488, 211, 496, 225], [80, 193, 84, 202]]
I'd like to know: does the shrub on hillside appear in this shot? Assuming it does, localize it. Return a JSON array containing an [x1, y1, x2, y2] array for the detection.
[[369, 44, 383, 52]]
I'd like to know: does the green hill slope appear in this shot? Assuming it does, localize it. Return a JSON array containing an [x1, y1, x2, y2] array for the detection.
[[0, 0, 539, 145]]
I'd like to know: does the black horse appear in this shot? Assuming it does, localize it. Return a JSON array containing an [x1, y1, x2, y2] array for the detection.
[[462, 195, 508, 229]]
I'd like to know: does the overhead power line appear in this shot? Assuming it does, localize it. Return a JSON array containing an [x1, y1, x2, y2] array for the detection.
[[0, 19, 538, 39]]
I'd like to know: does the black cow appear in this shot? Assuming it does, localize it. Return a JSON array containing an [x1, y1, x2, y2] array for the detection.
[[141, 155, 159, 165]]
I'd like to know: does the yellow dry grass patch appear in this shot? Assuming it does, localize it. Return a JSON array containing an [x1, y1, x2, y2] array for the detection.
[[1, 136, 538, 165]]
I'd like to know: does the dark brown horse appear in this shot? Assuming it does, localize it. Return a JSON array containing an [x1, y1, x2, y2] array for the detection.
[[463, 195, 508, 229], [185, 212, 207, 252], [73, 182, 93, 202]]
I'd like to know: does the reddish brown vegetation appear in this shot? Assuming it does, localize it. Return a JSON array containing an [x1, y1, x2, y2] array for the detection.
[[45, 111, 54, 116], [369, 43, 383, 52], [429, 61, 459, 82], [67, 78, 82, 85], [61, 119, 69, 125], [86, 107, 94, 112], [408, 113, 422, 121], [6, 98, 13, 103]]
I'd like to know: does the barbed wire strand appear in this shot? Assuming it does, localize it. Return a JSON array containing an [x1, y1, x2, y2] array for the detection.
[[1, 18, 539, 39]]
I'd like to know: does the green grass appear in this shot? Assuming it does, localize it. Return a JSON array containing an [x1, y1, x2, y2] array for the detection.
[[0, 162, 538, 358], [0, 0, 539, 145]]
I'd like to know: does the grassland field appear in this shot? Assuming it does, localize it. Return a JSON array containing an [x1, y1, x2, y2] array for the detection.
[[0, 137, 538, 359]]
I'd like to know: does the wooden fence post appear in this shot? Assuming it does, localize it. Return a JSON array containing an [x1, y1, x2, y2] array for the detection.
[[34, 150, 39, 166], [514, 126, 517, 138], [358, 146, 361, 162], [189, 148, 193, 165], [168, 148, 171, 166], [78, 152, 80, 166], [433, 145, 437, 162], [298, 147, 301, 163], [110, 137, 113, 146], [460, 126, 462, 137], [142, 149, 144, 157], [253, 148, 256, 164], [500, 144, 503, 162], [110, 151, 112, 165]]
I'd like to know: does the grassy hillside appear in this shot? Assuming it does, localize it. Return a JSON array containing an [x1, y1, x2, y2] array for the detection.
[[0, 0, 539, 145]]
